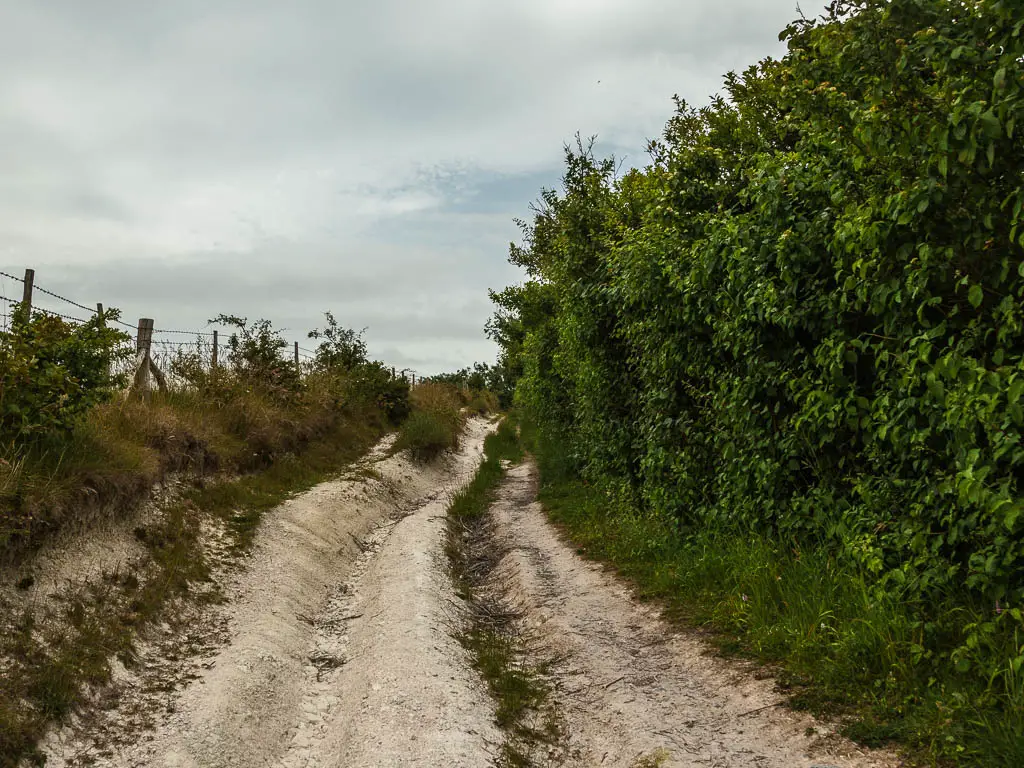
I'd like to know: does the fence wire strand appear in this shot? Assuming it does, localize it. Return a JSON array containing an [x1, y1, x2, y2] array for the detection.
[[32, 283, 95, 314], [3, 267, 412, 383], [154, 328, 216, 337]]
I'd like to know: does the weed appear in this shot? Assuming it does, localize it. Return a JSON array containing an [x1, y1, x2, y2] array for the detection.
[[632, 748, 671, 768]]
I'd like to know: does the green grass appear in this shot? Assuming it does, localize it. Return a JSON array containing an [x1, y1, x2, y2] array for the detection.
[[443, 418, 557, 766], [525, 424, 1024, 768]]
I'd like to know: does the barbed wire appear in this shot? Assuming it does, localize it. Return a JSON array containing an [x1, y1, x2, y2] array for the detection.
[[153, 328, 217, 337], [2, 295, 93, 325], [1, 270, 97, 314], [32, 283, 95, 314], [3, 271, 411, 376], [1, 274, 139, 331], [41, 308, 88, 324]]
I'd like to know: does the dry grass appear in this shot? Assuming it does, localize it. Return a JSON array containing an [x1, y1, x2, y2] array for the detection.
[[0, 372, 381, 563], [464, 390, 499, 416], [411, 381, 464, 416], [0, 391, 385, 767], [394, 383, 465, 462]]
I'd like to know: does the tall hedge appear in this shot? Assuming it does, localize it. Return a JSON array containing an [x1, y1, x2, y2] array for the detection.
[[494, 0, 1024, 655]]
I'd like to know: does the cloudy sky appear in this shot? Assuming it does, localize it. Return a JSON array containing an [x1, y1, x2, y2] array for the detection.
[[0, 0, 826, 375]]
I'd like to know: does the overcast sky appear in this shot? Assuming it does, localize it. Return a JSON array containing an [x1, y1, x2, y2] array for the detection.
[[0, 0, 826, 375]]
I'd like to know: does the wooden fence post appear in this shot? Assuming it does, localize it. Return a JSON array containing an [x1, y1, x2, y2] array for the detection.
[[392, 366, 396, 379], [133, 318, 157, 394], [94, 303, 108, 376], [212, 330, 218, 369], [294, 341, 299, 371], [22, 268, 34, 317], [136, 318, 154, 355]]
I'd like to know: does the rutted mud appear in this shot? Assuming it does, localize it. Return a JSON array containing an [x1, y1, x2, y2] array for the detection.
[[488, 460, 901, 768], [39, 418, 499, 768]]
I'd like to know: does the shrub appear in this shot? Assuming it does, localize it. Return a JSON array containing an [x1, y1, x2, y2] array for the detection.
[[347, 362, 411, 425], [305, 314, 410, 424], [0, 309, 131, 443], [395, 382, 463, 461], [490, 0, 1024, 760], [209, 314, 300, 401], [307, 312, 368, 371], [394, 410, 458, 462], [466, 391, 499, 415]]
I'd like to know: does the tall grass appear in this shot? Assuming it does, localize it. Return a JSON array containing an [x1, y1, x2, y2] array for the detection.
[[394, 382, 465, 462], [0, 369, 389, 560]]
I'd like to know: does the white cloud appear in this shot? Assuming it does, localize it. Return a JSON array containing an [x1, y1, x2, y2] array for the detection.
[[0, 0, 827, 372]]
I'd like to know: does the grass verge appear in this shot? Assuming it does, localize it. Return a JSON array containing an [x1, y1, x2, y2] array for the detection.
[[443, 418, 560, 766], [523, 423, 1024, 768], [1, 370, 398, 561], [0, 409, 384, 768]]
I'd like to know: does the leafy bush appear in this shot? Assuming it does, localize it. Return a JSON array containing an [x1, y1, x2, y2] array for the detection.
[[0, 309, 130, 443], [491, 0, 1024, 761], [209, 314, 300, 401], [347, 361, 411, 425], [305, 313, 410, 424], [308, 312, 368, 371], [430, 362, 514, 408], [394, 382, 463, 461]]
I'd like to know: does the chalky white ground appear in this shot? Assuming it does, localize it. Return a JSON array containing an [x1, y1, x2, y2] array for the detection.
[[489, 461, 900, 768], [37, 419, 899, 768], [40, 418, 501, 768]]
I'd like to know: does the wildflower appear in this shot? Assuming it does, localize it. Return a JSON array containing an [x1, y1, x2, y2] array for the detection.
[[741, 593, 749, 603], [995, 599, 1003, 615]]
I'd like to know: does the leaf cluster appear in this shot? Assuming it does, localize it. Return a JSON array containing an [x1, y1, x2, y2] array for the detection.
[[0, 309, 131, 443]]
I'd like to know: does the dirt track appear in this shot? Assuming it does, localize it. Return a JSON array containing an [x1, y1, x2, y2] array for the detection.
[[488, 461, 899, 768], [37, 421, 898, 768], [40, 418, 500, 767]]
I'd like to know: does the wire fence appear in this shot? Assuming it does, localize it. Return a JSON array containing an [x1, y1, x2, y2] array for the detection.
[[1, 266, 421, 390]]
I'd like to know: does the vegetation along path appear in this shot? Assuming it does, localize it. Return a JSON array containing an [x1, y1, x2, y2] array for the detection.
[[483, 459, 898, 767], [36, 420, 897, 767]]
